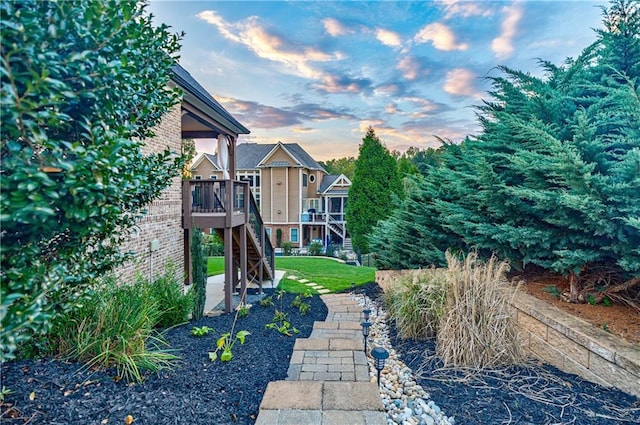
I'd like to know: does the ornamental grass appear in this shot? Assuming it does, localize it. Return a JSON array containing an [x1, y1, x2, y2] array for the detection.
[[383, 268, 448, 340], [436, 251, 525, 369]]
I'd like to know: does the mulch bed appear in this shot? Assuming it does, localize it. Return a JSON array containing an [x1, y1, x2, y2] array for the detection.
[[1, 290, 328, 425], [358, 282, 640, 425], [3, 283, 639, 425]]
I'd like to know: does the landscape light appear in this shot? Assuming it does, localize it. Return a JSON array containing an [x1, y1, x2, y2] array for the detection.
[[360, 321, 371, 353], [371, 346, 389, 387], [363, 308, 371, 321]]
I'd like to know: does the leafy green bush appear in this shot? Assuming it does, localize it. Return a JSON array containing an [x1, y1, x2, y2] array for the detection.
[[308, 241, 323, 256], [282, 242, 293, 256], [383, 269, 448, 339], [259, 296, 274, 307], [144, 263, 193, 328], [203, 233, 224, 256], [0, 0, 183, 361], [50, 280, 177, 383], [191, 326, 213, 337]]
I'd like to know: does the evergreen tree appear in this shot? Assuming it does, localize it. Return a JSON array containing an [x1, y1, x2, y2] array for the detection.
[[370, 143, 466, 269], [371, 0, 639, 302], [191, 229, 207, 320], [346, 127, 401, 253]]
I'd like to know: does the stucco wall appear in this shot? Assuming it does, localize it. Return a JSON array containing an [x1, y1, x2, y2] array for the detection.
[[115, 103, 185, 284]]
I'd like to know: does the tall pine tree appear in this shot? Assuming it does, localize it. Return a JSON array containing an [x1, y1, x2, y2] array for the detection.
[[346, 127, 401, 253]]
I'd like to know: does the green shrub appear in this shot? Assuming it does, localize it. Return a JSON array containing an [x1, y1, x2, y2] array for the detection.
[[51, 280, 177, 383], [191, 326, 213, 337], [203, 233, 224, 256], [325, 244, 336, 258], [144, 263, 193, 328], [191, 229, 207, 320], [0, 0, 183, 362], [259, 296, 274, 307], [308, 241, 323, 256], [237, 304, 250, 318], [282, 242, 293, 256], [383, 269, 448, 340]]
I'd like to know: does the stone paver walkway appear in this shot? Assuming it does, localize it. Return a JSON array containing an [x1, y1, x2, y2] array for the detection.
[[290, 275, 333, 294], [255, 293, 386, 425]]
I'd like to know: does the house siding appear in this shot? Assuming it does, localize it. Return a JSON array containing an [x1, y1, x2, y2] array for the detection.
[[271, 168, 288, 222], [288, 167, 301, 224], [193, 160, 218, 179], [266, 148, 295, 164], [115, 103, 185, 284]]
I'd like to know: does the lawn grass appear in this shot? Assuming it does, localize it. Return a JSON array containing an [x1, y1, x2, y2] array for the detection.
[[275, 257, 375, 294], [207, 257, 225, 276], [207, 255, 376, 294]]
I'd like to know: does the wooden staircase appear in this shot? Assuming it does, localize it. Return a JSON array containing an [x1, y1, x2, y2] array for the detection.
[[217, 224, 273, 288], [183, 179, 274, 311]]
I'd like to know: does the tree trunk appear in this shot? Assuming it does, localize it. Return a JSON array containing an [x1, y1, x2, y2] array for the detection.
[[567, 271, 580, 303], [591, 275, 640, 304]]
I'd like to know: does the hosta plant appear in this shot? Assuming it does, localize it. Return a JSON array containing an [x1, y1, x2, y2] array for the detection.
[[209, 330, 250, 362], [191, 326, 213, 337]]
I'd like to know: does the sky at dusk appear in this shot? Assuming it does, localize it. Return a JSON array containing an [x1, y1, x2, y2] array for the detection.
[[148, 0, 605, 161]]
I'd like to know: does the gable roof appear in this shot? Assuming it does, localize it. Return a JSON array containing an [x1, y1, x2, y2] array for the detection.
[[319, 175, 339, 193], [202, 142, 326, 171], [190, 153, 221, 171], [170, 64, 249, 136], [319, 174, 351, 194]]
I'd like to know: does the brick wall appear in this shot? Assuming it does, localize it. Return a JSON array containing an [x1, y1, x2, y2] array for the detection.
[[115, 103, 185, 284]]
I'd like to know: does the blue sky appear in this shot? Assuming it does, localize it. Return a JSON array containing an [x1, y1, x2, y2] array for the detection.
[[149, 1, 604, 161]]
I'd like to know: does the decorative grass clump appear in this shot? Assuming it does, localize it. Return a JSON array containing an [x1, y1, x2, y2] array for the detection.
[[383, 268, 448, 340], [53, 281, 178, 383], [436, 252, 525, 369], [143, 262, 193, 328]]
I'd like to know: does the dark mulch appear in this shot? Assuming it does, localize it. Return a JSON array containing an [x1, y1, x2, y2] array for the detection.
[[1, 290, 327, 425], [358, 282, 640, 425]]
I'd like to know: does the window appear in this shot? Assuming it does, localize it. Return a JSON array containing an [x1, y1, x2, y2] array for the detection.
[[290, 228, 299, 243], [209, 175, 217, 180], [265, 227, 271, 240], [194, 175, 202, 180], [309, 174, 316, 183], [302, 173, 308, 187]]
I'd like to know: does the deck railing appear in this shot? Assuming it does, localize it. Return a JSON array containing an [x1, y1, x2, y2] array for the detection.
[[249, 190, 274, 273], [189, 180, 226, 213], [186, 179, 247, 214], [185, 179, 273, 277]]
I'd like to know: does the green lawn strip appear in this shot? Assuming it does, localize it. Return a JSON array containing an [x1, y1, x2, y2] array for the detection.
[[207, 257, 225, 276], [278, 278, 319, 294], [275, 257, 375, 293]]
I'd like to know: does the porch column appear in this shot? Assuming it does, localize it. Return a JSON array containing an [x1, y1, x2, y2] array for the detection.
[[240, 223, 247, 304], [224, 226, 233, 313]]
